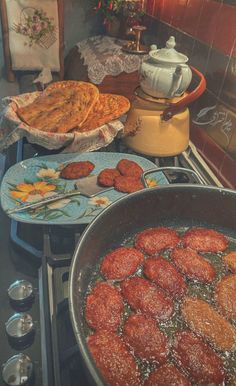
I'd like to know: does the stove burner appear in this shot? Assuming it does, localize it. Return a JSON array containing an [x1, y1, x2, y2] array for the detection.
[[0, 137, 223, 386]]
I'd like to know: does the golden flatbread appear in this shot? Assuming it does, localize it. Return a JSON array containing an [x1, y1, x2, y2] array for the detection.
[[78, 93, 130, 132], [17, 81, 99, 133]]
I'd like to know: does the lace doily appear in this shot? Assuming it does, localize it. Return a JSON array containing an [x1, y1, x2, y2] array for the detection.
[[77, 35, 147, 85]]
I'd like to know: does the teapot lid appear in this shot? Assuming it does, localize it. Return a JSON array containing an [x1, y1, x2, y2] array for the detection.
[[149, 36, 188, 64]]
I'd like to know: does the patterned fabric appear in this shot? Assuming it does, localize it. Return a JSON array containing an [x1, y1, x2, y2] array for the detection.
[[5, 0, 60, 71], [77, 35, 147, 84], [0, 92, 124, 153]]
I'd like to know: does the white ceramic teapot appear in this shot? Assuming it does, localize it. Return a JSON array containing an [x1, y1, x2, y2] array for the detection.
[[140, 36, 192, 99]]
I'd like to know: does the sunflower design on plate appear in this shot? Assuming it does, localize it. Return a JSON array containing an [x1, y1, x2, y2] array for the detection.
[[10, 181, 56, 203], [145, 177, 158, 188], [8, 176, 81, 221]]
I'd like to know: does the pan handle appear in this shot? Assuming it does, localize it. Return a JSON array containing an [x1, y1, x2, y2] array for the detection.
[[161, 66, 206, 121], [142, 166, 206, 186]]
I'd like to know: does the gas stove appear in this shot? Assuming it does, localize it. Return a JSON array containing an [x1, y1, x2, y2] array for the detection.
[[0, 138, 222, 386]]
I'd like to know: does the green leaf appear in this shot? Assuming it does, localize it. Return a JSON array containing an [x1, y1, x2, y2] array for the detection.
[[7, 182, 17, 189], [44, 212, 63, 221], [70, 199, 81, 206], [56, 209, 70, 217], [24, 178, 36, 184], [37, 163, 49, 169]]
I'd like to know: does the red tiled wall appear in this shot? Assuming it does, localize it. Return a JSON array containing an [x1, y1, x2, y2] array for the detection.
[[146, 0, 236, 57], [144, 0, 236, 188]]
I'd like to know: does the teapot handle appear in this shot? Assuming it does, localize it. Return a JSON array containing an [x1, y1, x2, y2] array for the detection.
[[167, 65, 183, 98], [162, 66, 206, 121]]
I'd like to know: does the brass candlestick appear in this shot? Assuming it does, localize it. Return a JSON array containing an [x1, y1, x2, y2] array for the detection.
[[122, 25, 148, 54]]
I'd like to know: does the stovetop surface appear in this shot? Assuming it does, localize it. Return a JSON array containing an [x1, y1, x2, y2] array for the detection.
[[0, 209, 42, 386], [0, 138, 222, 386]]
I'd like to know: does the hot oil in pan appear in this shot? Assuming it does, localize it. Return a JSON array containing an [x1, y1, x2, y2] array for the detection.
[[83, 226, 236, 384]]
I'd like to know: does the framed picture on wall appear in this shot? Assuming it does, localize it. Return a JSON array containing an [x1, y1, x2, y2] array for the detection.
[[0, 0, 64, 82]]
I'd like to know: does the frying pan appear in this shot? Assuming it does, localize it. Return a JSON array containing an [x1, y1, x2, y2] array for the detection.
[[69, 184, 236, 385]]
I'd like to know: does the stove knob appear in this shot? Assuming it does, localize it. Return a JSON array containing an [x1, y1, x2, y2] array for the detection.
[[2, 353, 34, 386], [6, 314, 35, 345], [8, 281, 34, 309]]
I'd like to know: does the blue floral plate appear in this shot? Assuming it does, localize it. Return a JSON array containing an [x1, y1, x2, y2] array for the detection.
[[0, 152, 168, 225]]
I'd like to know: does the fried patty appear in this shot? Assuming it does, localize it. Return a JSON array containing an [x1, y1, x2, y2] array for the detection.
[[121, 277, 174, 321], [171, 247, 216, 283], [144, 364, 190, 386], [123, 314, 169, 363], [60, 161, 95, 179], [88, 330, 141, 386], [182, 297, 236, 351], [135, 227, 180, 255], [215, 274, 236, 319], [223, 251, 236, 273], [85, 282, 124, 331], [173, 330, 225, 385], [116, 159, 143, 178], [114, 175, 144, 193], [182, 228, 228, 252], [100, 247, 144, 280], [144, 256, 187, 298], [97, 168, 121, 187]]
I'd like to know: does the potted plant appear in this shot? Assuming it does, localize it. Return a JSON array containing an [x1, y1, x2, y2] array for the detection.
[[93, 0, 124, 37], [93, 0, 145, 38]]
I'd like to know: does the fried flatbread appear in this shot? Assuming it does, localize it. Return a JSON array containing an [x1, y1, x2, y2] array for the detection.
[[78, 93, 130, 132], [17, 81, 99, 133]]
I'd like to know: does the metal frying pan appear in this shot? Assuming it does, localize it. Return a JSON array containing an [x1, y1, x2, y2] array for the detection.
[[69, 185, 236, 386]]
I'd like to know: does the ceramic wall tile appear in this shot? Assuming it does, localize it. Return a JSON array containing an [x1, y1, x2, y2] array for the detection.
[[202, 133, 226, 172], [159, 0, 175, 24], [181, 0, 204, 36], [146, 0, 155, 16], [190, 40, 210, 75], [213, 4, 236, 56], [222, 0, 236, 5], [223, 107, 236, 159], [152, 22, 173, 47], [195, 0, 222, 46], [232, 38, 236, 58], [205, 48, 230, 97], [171, 0, 187, 29], [189, 124, 207, 152], [178, 32, 195, 58], [190, 124, 229, 187], [220, 56, 236, 113], [204, 103, 235, 153], [220, 154, 236, 188], [152, 0, 164, 18], [191, 89, 220, 127]]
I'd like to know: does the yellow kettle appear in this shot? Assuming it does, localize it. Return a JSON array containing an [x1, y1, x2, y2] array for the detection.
[[124, 66, 206, 157]]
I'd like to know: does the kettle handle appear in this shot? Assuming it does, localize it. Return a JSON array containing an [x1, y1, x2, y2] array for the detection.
[[162, 66, 206, 121]]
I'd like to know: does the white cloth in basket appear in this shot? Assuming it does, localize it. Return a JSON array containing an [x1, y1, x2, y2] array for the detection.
[[0, 92, 124, 153]]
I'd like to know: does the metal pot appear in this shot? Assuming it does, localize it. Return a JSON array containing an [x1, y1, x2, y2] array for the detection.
[[69, 184, 236, 386]]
